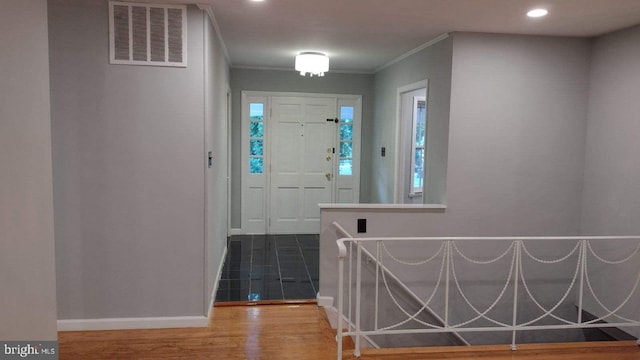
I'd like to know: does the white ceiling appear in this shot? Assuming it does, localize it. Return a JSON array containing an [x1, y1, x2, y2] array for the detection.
[[200, 0, 640, 73]]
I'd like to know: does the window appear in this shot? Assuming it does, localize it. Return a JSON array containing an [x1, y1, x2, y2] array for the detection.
[[338, 106, 354, 176], [109, 2, 187, 67], [249, 103, 264, 174], [411, 97, 426, 194]]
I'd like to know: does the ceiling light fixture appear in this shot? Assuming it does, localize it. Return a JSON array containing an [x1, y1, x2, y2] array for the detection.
[[527, 8, 548, 18], [295, 52, 329, 77]]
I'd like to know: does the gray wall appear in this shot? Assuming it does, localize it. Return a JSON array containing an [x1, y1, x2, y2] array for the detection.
[[229, 69, 375, 228], [50, 1, 208, 319], [581, 25, 640, 236], [371, 37, 453, 204], [0, 0, 58, 340], [447, 32, 590, 235], [321, 32, 593, 304], [204, 13, 231, 309], [580, 25, 640, 336]]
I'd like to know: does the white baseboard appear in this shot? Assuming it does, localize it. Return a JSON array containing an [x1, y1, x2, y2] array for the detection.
[[57, 316, 209, 331], [323, 306, 376, 349], [316, 294, 334, 307], [322, 306, 339, 329], [229, 228, 243, 236], [59, 245, 229, 332], [208, 245, 228, 318]]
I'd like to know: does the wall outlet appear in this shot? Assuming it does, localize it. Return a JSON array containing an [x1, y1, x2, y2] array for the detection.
[[357, 218, 367, 233]]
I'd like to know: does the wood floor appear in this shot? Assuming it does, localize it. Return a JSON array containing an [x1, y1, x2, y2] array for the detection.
[[58, 304, 640, 360], [58, 304, 351, 360]]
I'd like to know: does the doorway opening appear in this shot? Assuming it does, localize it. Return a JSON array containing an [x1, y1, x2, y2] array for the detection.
[[216, 234, 319, 302], [239, 92, 362, 235]]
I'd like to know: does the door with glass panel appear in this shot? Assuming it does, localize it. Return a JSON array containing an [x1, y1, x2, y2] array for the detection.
[[240, 92, 361, 234]]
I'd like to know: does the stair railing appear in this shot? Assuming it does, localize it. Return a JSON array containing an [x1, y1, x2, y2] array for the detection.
[[334, 221, 640, 359]]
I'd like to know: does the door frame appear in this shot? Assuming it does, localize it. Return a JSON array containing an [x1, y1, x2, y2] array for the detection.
[[226, 88, 232, 235], [394, 80, 429, 203], [240, 91, 362, 234]]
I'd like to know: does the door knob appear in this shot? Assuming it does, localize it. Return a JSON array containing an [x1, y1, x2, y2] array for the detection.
[[326, 155, 332, 162], [325, 173, 332, 181]]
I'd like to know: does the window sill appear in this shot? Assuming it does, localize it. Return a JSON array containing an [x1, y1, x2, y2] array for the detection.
[[319, 203, 447, 211]]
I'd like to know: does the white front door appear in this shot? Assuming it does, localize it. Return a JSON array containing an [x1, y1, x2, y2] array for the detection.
[[240, 92, 361, 235], [269, 96, 337, 233]]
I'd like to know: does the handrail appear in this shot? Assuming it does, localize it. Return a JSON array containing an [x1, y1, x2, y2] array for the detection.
[[333, 222, 640, 359], [334, 221, 468, 359], [339, 235, 640, 244], [341, 235, 470, 340], [332, 221, 350, 258]]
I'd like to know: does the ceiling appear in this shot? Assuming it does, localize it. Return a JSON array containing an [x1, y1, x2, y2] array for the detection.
[[199, 0, 640, 73]]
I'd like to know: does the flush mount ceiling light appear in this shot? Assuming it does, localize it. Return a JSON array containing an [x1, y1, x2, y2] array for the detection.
[[527, 8, 549, 18], [295, 52, 329, 77]]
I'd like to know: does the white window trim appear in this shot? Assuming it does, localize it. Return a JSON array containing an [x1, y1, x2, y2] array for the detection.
[[240, 94, 269, 234], [335, 98, 361, 204], [394, 79, 429, 203]]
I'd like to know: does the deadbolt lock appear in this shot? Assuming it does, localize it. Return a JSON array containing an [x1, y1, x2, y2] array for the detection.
[[325, 173, 332, 181]]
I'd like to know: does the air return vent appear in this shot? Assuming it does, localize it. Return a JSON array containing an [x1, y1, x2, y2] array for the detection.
[[109, 1, 187, 67]]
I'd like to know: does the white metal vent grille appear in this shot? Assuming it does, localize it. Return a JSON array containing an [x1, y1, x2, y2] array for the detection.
[[109, 1, 187, 67]]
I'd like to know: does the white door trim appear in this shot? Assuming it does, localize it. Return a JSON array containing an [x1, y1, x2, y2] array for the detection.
[[240, 92, 269, 234], [226, 88, 232, 235], [394, 80, 429, 203], [240, 91, 362, 234]]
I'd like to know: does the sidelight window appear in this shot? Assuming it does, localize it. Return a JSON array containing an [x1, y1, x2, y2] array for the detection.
[[338, 106, 354, 176], [411, 97, 426, 194], [249, 103, 264, 174]]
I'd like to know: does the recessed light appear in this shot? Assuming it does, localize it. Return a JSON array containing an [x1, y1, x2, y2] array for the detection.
[[250, 0, 265, 2], [527, 8, 548, 18]]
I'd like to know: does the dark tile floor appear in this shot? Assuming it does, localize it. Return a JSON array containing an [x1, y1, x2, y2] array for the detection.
[[216, 234, 319, 302]]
